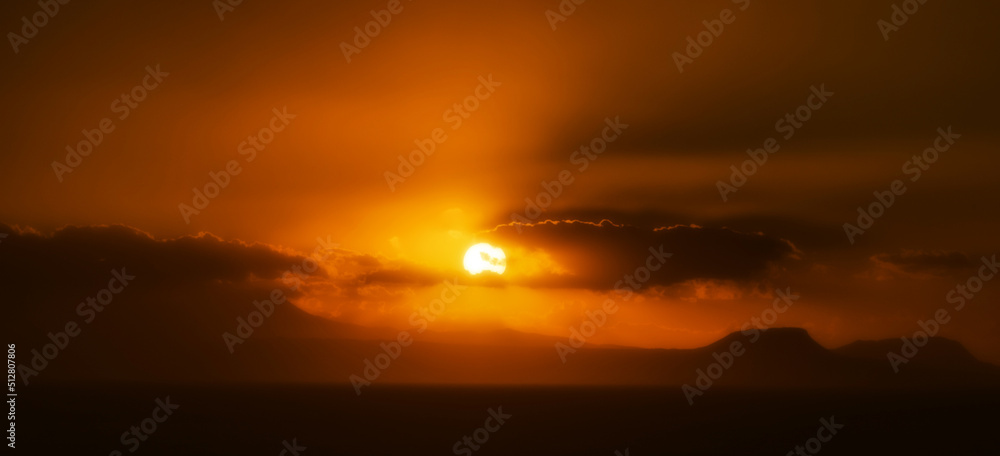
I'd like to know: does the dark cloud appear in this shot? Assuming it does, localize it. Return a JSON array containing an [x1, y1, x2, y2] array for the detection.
[[493, 208, 846, 251], [0, 223, 383, 384], [0, 223, 315, 293], [0, 223, 453, 300], [486, 220, 797, 289], [871, 250, 977, 278]]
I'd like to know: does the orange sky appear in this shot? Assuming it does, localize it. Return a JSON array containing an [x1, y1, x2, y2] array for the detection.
[[2, 0, 999, 362]]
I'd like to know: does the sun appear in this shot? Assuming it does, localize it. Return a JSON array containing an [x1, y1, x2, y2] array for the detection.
[[463, 243, 506, 275]]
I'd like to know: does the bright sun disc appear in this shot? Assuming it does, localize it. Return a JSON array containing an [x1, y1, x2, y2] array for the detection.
[[463, 243, 506, 275]]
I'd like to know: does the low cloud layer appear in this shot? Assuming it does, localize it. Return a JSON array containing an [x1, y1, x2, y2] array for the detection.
[[870, 250, 977, 278]]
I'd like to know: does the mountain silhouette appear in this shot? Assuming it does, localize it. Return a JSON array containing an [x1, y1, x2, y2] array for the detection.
[[834, 337, 985, 370], [11, 277, 999, 389]]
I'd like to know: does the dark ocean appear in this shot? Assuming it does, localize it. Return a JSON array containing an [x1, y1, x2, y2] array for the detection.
[[16, 384, 1000, 455]]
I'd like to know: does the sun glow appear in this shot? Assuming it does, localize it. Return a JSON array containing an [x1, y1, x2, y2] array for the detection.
[[463, 243, 506, 275]]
